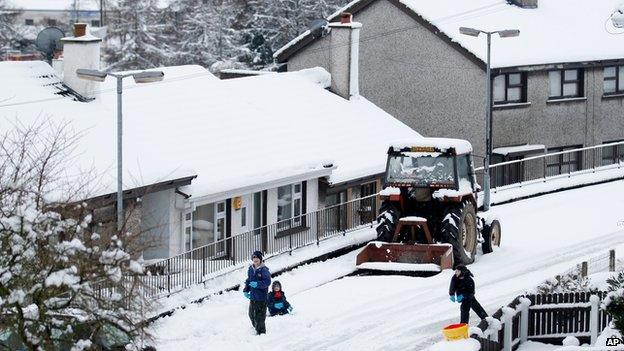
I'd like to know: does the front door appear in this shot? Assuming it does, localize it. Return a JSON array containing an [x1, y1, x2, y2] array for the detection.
[[215, 201, 227, 256]]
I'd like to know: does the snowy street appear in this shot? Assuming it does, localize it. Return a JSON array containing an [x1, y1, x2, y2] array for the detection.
[[152, 180, 624, 350]]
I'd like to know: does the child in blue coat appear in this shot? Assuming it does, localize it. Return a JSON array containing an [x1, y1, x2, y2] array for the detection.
[[267, 280, 293, 316], [243, 251, 271, 334]]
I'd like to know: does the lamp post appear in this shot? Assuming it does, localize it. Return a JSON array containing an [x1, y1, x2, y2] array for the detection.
[[76, 69, 164, 231], [459, 27, 519, 211]]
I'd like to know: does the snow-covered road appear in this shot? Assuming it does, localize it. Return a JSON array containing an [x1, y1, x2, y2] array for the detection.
[[152, 180, 624, 351]]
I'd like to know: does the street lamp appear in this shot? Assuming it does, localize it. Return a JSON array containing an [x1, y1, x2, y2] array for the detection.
[[77, 68, 164, 231], [459, 27, 519, 212]]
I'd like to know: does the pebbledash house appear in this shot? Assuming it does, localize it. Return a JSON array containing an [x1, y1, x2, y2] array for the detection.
[[274, 0, 624, 186], [0, 25, 419, 261]]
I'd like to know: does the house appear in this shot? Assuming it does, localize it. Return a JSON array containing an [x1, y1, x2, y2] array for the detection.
[[5, 0, 103, 27], [0, 25, 420, 261], [275, 0, 624, 186]]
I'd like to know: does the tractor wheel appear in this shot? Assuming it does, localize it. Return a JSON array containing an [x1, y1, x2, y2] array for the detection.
[[376, 201, 400, 242], [440, 201, 478, 266], [482, 220, 501, 254]]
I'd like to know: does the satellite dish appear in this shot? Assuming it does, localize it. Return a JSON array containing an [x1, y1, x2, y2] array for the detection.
[[309, 19, 329, 39], [36, 27, 65, 64]]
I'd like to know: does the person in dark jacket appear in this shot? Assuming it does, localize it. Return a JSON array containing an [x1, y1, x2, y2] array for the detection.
[[449, 264, 488, 324], [243, 251, 271, 334], [267, 280, 293, 316]]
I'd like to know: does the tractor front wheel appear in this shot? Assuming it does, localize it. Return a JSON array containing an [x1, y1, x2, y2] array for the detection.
[[376, 201, 400, 242], [440, 201, 478, 266], [482, 220, 501, 254]]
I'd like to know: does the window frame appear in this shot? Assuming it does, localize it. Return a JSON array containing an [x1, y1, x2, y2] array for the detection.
[[603, 66, 624, 95], [602, 140, 624, 165], [548, 69, 584, 100], [493, 72, 527, 105], [277, 182, 305, 234], [546, 145, 583, 176], [24, 19, 34, 26]]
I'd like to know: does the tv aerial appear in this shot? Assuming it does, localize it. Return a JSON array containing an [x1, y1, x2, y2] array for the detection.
[[36, 27, 65, 64]]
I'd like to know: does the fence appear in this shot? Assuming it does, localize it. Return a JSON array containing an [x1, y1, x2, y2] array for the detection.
[[475, 141, 624, 189], [139, 194, 378, 298], [473, 250, 622, 351]]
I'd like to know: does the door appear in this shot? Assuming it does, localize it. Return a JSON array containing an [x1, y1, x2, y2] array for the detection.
[[215, 201, 227, 257]]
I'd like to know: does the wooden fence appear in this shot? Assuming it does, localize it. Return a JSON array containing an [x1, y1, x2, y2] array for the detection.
[[472, 292, 612, 351], [471, 249, 621, 350]]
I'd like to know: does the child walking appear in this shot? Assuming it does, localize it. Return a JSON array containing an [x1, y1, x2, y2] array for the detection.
[[243, 251, 271, 334], [449, 265, 488, 324], [267, 280, 293, 316]]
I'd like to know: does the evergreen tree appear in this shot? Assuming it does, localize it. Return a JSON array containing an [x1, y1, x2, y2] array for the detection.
[[103, 0, 177, 70]]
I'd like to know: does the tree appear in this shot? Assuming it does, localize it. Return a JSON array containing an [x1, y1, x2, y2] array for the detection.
[[0, 0, 28, 53], [103, 0, 177, 70], [0, 121, 150, 350]]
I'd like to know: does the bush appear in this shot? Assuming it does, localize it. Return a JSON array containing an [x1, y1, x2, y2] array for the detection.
[[602, 272, 624, 334]]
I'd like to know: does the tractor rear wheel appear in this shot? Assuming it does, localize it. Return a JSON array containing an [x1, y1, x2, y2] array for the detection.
[[482, 220, 501, 254], [376, 201, 400, 242], [440, 201, 478, 266]]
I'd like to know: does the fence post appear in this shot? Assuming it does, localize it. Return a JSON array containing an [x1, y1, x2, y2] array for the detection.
[[520, 301, 529, 343], [543, 157, 547, 181], [581, 261, 588, 278], [166, 259, 171, 294], [610, 249, 616, 272], [590, 295, 600, 345], [503, 312, 513, 351]]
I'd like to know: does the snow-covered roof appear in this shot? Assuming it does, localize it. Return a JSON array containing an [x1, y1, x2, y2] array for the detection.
[[0, 61, 420, 201], [277, 0, 624, 68], [493, 144, 545, 156]]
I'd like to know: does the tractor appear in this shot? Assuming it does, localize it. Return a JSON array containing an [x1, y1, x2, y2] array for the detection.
[[356, 138, 501, 274]]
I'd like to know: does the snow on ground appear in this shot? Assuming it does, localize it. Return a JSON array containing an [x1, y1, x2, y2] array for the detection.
[[152, 180, 624, 351], [153, 227, 376, 314]]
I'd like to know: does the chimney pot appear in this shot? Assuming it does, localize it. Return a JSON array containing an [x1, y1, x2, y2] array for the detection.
[[73, 23, 87, 37], [340, 12, 352, 24]]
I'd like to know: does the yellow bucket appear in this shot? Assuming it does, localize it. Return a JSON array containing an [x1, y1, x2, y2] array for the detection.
[[442, 323, 469, 341]]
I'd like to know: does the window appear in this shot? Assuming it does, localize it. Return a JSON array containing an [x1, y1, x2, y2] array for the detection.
[[546, 146, 583, 176], [91, 20, 101, 27], [602, 140, 624, 165], [358, 182, 377, 224], [604, 66, 624, 95], [46, 18, 57, 26], [277, 183, 304, 231], [549, 69, 583, 99], [186, 201, 227, 255], [493, 73, 526, 104], [25, 19, 34, 25]]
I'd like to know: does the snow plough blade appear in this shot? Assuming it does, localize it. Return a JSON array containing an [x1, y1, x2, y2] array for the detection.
[[355, 242, 454, 276]]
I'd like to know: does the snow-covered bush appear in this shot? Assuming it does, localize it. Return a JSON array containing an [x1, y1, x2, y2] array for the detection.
[[602, 271, 624, 334], [0, 122, 150, 350], [535, 267, 598, 294]]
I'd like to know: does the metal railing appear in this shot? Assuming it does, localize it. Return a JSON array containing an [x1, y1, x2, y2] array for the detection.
[[475, 141, 624, 189], [139, 194, 378, 298]]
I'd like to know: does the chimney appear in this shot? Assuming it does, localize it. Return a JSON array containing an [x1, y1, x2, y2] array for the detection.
[[328, 13, 361, 100], [60, 23, 102, 99], [510, 0, 537, 8]]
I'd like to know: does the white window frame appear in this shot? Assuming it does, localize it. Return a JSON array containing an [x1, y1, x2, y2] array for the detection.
[[277, 182, 303, 231]]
